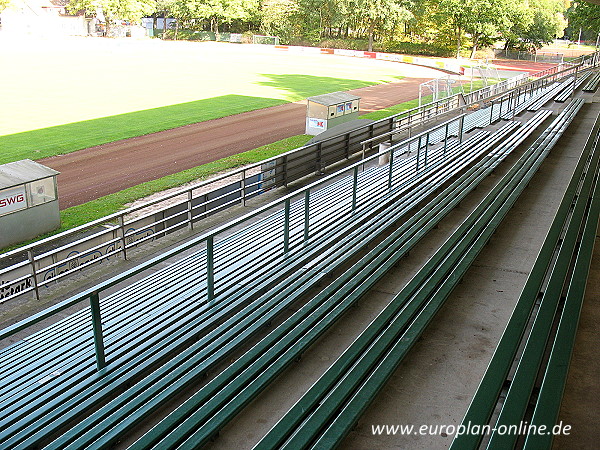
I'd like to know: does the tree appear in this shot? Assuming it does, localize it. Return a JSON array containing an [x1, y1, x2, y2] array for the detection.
[[261, 0, 301, 43], [166, 0, 258, 34], [502, 2, 534, 50], [438, 0, 514, 58], [346, 0, 412, 51], [0, 0, 11, 11], [567, 0, 600, 42], [502, 0, 566, 51], [68, 0, 156, 34], [436, 0, 471, 57]]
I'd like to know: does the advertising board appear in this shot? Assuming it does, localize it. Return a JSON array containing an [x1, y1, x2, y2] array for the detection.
[[0, 186, 27, 216]]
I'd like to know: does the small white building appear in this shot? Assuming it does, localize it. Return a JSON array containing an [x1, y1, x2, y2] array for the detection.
[[0, 160, 60, 249]]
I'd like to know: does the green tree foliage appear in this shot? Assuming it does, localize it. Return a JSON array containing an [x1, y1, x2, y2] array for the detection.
[[567, 0, 600, 42], [350, 0, 413, 51], [437, 0, 515, 57], [64, 0, 571, 59], [68, 0, 156, 32], [162, 0, 259, 34], [0, 0, 11, 12], [503, 0, 566, 51], [260, 0, 301, 43], [260, 0, 412, 47]]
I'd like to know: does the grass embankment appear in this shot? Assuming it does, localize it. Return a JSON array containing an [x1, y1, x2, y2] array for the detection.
[[2, 134, 312, 253]]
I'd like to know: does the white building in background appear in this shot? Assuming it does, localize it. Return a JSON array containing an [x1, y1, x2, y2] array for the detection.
[[0, 0, 91, 36]]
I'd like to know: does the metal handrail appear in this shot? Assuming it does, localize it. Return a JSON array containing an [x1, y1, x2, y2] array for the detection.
[[1, 51, 599, 305], [0, 112, 470, 371]]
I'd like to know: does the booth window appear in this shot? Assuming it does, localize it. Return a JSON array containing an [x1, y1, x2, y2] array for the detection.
[[28, 178, 56, 206]]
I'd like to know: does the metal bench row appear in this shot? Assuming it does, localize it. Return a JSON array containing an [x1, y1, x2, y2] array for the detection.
[[554, 70, 593, 103], [19, 121, 530, 450], [2, 134, 478, 428], [499, 82, 558, 120], [0, 119, 468, 379], [450, 100, 599, 450], [90, 110, 555, 450], [461, 79, 557, 129], [0, 116, 512, 447], [582, 70, 600, 92], [249, 98, 586, 450], [526, 79, 574, 111]]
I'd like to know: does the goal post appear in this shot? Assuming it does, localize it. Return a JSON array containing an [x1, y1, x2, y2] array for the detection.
[[252, 35, 280, 45], [418, 75, 457, 106]]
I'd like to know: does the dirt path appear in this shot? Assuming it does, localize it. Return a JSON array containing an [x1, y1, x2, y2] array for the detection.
[[40, 76, 432, 208], [490, 60, 557, 74]]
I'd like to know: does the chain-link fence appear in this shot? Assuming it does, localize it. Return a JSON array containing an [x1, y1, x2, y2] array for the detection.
[[493, 49, 564, 64]]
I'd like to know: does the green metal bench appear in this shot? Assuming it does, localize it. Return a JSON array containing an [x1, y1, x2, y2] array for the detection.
[[450, 99, 599, 450], [554, 70, 594, 102], [32, 124, 517, 450], [86, 112, 551, 450], [249, 100, 584, 450], [582, 70, 600, 92], [0, 115, 495, 447]]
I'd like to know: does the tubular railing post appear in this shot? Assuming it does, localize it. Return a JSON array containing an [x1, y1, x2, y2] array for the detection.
[[490, 100, 494, 124], [416, 139, 420, 172], [458, 116, 465, 143], [27, 250, 40, 301], [240, 169, 246, 206], [512, 91, 516, 121], [424, 132, 429, 167], [206, 236, 214, 301], [304, 190, 310, 242], [345, 132, 351, 159], [283, 199, 290, 254], [443, 123, 449, 155], [352, 166, 358, 213], [187, 190, 194, 230], [90, 291, 106, 371], [119, 215, 127, 260], [283, 155, 288, 187], [388, 147, 394, 190], [361, 144, 366, 171], [316, 142, 323, 175]]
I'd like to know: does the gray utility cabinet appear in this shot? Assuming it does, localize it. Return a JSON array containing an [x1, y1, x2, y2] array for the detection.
[[0, 160, 60, 249], [305, 92, 361, 136]]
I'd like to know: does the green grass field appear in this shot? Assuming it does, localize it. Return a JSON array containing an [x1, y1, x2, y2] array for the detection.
[[0, 38, 420, 164]]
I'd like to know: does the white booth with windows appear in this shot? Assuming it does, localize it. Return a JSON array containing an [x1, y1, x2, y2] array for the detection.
[[0, 160, 60, 248], [305, 92, 361, 136]]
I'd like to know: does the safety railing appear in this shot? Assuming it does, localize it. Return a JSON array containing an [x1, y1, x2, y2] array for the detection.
[[1, 51, 599, 304], [0, 98, 466, 305], [0, 113, 470, 371]]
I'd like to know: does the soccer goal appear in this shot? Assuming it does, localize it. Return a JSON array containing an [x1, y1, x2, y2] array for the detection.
[[418, 75, 457, 106], [252, 35, 280, 45]]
